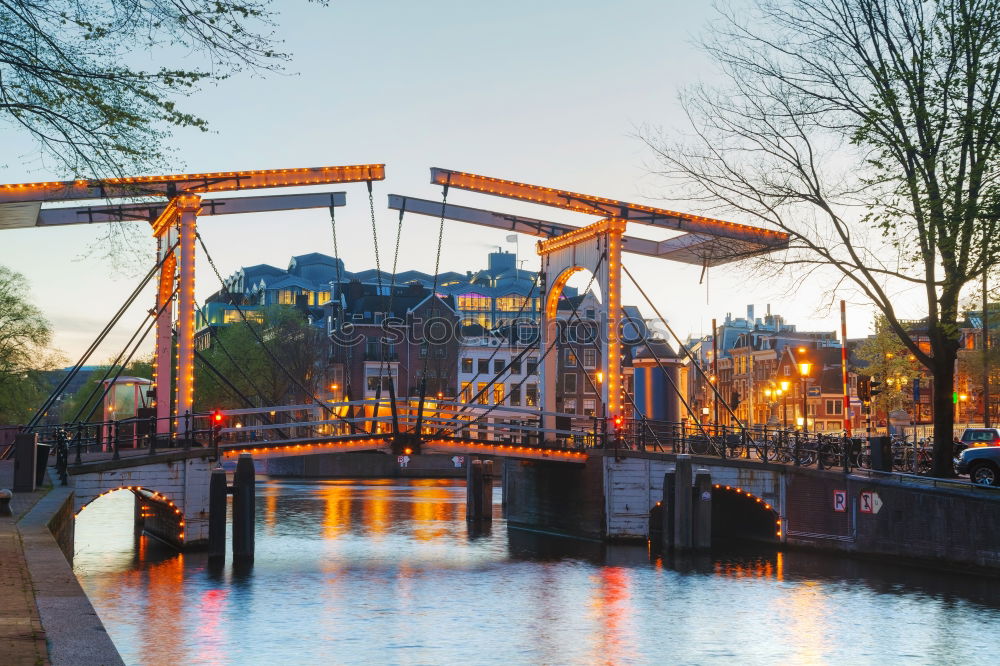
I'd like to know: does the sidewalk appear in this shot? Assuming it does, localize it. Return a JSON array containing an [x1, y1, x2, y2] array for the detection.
[[0, 485, 50, 665]]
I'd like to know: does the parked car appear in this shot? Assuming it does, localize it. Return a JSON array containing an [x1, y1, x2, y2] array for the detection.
[[956, 446, 1000, 485], [958, 428, 1000, 448]]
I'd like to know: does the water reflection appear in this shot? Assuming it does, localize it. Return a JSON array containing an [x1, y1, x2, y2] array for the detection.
[[74, 480, 1000, 665]]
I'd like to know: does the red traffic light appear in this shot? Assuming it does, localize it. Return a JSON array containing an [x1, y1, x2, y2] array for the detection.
[[613, 415, 624, 429], [212, 410, 223, 423]]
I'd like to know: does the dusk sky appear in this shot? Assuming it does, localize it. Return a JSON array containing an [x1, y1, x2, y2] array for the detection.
[[0, 0, 903, 363]]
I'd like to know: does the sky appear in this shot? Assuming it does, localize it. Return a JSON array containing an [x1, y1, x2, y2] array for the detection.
[[0, 0, 898, 365]]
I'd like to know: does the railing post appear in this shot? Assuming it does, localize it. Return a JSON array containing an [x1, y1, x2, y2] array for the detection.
[[184, 410, 192, 450], [793, 431, 801, 466], [719, 424, 726, 459], [56, 427, 68, 486], [842, 434, 850, 473], [112, 420, 120, 461], [73, 424, 82, 466], [148, 415, 157, 453]]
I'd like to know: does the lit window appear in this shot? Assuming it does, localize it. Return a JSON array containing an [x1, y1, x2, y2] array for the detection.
[[477, 382, 490, 405], [493, 384, 505, 405], [458, 293, 491, 311], [565, 349, 578, 367], [526, 383, 538, 407], [497, 295, 530, 312]]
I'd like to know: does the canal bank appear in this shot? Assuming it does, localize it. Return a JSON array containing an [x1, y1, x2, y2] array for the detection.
[[3, 474, 123, 666]]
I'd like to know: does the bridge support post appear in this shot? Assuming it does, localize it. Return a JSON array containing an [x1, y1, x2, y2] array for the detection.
[[481, 460, 493, 522], [232, 453, 255, 564], [693, 469, 712, 550], [673, 455, 693, 550], [466, 458, 492, 522], [208, 466, 227, 563]]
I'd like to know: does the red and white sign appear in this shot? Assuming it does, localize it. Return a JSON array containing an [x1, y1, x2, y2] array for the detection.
[[833, 489, 847, 512], [859, 491, 883, 514]]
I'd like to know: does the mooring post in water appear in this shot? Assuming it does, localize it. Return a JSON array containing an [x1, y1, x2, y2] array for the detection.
[[480, 460, 493, 522], [232, 453, 255, 563], [673, 455, 693, 550], [662, 470, 675, 551], [467, 458, 484, 521], [208, 466, 227, 563], [693, 469, 712, 550]]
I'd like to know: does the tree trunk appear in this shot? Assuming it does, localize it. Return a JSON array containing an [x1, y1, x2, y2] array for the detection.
[[930, 337, 959, 478]]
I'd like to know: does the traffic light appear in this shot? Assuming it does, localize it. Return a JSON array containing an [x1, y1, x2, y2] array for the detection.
[[869, 380, 883, 398], [730, 391, 741, 410], [612, 414, 624, 432], [858, 377, 870, 401], [212, 409, 224, 432]]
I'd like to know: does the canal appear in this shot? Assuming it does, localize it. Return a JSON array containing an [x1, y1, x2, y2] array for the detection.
[[74, 478, 1000, 664]]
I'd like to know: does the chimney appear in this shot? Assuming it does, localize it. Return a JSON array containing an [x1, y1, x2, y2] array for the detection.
[[747, 304, 755, 322]]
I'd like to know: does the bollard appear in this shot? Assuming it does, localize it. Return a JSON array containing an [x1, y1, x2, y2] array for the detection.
[[0, 489, 11, 517], [693, 470, 712, 550], [662, 471, 676, 551], [673, 455, 693, 550], [232, 453, 255, 563], [208, 467, 227, 563], [13, 433, 37, 493]]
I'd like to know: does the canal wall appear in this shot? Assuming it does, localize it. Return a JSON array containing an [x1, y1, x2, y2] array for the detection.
[[503, 450, 1000, 571], [265, 452, 467, 479], [18, 476, 124, 665]]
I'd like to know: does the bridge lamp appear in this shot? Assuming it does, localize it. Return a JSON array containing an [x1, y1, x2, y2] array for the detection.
[[596, 371, 604, 383], [780, 380, 790, 392]]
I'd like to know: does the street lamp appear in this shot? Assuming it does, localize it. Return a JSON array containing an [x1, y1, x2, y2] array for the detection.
[[799, 362, 812, 432], [780, 380, 790, 429]]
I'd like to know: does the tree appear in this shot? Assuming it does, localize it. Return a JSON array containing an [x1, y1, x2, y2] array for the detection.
[[643, 0, 1000, 476], [194, 306, 326, 411], [0, 266, 58, 423], [1, 1, 301, 258], [855, 316, 924, 415]]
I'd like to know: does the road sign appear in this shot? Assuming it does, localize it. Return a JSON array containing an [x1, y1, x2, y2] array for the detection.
[[808, 386, 821, 397], [833, 489, 847, 512], [860, 491, 883, 514]]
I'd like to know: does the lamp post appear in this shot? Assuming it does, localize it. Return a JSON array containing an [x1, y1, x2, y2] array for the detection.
[[780, 380, 790, 429], [799, 361, 812, 432]]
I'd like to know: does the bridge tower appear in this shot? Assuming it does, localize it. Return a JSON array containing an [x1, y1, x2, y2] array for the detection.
[[537, 218, 626, 431]]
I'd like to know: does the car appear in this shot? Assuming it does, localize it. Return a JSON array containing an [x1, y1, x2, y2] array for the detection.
[[958, 428, 1000, 448], [956, 446, 1000, 485]]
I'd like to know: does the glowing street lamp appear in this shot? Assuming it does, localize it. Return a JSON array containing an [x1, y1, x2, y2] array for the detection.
[[799, 361, 812, 432]]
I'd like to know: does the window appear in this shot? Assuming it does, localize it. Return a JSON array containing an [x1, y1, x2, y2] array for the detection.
[[826, 399, 843, 415], [316, 291, 331, 305], [494, 359, 505, 375], [278, 289, 296, 305], [526, 383, 538, 407], [477, 382, 490, 405], [461, 358, 473, 373], [365, 339, 379, 358], [478, 359, 489, 374], [493, 384, 505, 405], [419, 343, 428, 358], [563, 373, 578, 393], [510, 359, 522, 375], [510, 385, 522, 406], [585, 308, 595, 320], [585, 375, 596, 393], [583, 399, 596, 416], [565, 349, 578, 367], [527, 357, 539, 375], [223, 309, 264, 324], [583, 349, 597, 369], [458, 293, 491, 311], [497, 295, 529, 312], [564, 398, 577, 414], [807, 403, 816, 416]]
